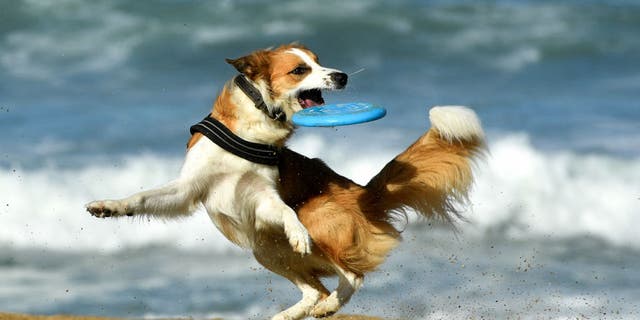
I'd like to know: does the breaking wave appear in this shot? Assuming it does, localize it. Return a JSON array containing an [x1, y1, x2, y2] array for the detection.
[[2, 133, 638, 251]]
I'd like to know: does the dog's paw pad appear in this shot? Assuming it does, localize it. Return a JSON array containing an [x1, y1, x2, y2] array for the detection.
[[286, 222, 312, 255], [86, 200, 128, 218], [290, 234, 311, 256], [310, 295, 340, 318]]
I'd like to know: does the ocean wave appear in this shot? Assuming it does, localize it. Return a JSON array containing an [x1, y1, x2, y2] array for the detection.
[[468, 134, 640, 247], [291, 132, 640, 248], [1, 1, 143, 82], [0, 154, 238, 253], [4, 0, 638, 85], [1, 133, 638, 251]]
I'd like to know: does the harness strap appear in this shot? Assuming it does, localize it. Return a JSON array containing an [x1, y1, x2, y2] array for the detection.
[[234, 75, 286, 122], [190, 116, 280, 166]]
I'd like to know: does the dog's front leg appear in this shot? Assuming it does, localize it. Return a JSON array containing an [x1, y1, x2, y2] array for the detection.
[[254, 190, 311, 255], [86, 179, 201, 219], [86, 144, 214, 219]]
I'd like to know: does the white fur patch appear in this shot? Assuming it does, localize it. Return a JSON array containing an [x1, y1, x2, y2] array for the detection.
[[429, 105, 484, 142], [288, 48, 342, 91]]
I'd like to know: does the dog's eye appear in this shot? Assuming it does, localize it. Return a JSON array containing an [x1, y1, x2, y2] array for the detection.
[[290, 66, 309, 75]]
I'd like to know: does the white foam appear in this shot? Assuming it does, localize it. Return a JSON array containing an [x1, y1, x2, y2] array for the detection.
[[495, 46, 541, 72], [1, 2, 142, 82], [191, 26, 249, 46], [433, 4, 567, 72], [291, 132, 640, 247], [2, 133, 639, 251], [262, 20, 308, 36], [468, 134, 640, 246], [0, 154, 239, 253]]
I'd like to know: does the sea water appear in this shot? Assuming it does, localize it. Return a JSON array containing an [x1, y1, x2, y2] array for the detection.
[[1, 1, 639, 319]]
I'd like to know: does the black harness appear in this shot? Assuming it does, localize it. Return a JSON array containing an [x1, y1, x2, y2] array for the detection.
[[190, 116, 280, 166], [189, 74, 289, 166], [233, 75, 286, 122]]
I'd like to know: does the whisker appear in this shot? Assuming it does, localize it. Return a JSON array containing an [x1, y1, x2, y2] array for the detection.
[[348, 68, 366, 76]]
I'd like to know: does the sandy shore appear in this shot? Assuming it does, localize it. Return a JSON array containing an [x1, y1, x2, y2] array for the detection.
[[0, 312, 386, 320]]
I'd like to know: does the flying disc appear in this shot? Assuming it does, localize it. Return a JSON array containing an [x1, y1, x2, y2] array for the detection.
[[292, 102, 386, 127]]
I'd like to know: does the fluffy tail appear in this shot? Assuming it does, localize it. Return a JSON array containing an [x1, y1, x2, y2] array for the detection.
[[365, 105, 486, 224]]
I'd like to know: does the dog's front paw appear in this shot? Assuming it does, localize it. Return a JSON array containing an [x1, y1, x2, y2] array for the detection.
[[86, 200, 132, 218], [285, 220, 312, 255], [310, 293, 340, 318]]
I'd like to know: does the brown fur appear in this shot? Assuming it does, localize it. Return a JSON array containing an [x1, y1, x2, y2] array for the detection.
[[271, 126, 485, 278], [226, 44, 320, 103], [185, 45, 487, 317], [90, 44, 409, 319], [186, 44, 314, 150], [183, 45, 485, 317], [210, 85, 239, 130]]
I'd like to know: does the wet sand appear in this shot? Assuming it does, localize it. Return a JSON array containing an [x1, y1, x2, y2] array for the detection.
[[0, 312, 386, 320]]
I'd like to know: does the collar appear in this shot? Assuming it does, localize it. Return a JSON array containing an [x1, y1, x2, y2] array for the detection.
[[234, 75, 286, 122], [190, 116, 280, 166]]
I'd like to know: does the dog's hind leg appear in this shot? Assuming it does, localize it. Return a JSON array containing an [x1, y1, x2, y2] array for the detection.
[[254, 247, 329, 320], [310, 266, 363, 318], [271, 279, 326, 320]]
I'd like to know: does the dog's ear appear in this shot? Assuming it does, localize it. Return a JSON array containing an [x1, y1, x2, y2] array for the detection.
[[225, 57, 249, 73], [226, 51, 270, 80]]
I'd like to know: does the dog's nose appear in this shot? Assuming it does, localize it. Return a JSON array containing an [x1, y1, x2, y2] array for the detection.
[[330, 72, 348, 89]]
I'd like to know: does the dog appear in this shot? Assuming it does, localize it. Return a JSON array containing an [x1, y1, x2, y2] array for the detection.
[[86, 44, 346, 256], [271, 106, 484, 319], [86, 44, 486, 319]]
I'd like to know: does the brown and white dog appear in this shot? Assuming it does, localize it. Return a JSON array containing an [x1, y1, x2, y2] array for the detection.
[[86, 44, 486, 320]]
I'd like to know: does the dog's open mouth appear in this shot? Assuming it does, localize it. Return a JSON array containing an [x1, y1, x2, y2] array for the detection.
[[297, 89, 325, 109]]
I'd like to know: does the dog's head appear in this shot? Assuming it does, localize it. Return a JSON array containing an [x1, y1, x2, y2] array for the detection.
[[226, 44, 348, 121]]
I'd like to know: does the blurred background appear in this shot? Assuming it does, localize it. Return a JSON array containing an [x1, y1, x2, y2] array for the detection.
[[1, 0, 639, 319]]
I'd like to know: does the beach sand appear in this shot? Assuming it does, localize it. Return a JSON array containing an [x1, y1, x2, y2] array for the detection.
[[0, 312, 386, 320]]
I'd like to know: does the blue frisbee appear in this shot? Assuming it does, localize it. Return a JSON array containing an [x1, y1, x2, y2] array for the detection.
[[292, 102, 386, 127]]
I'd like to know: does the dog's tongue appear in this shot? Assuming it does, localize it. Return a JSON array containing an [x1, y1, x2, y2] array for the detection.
[[298, 89, 325, 109], [299, 97, 324, 109], [301, 99, 320, 108]]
